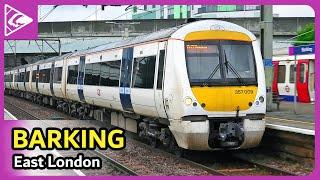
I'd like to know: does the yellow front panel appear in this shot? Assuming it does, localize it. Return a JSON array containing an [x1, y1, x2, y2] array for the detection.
[[191, 86, 258, 112], [185, 30, 252, 42]]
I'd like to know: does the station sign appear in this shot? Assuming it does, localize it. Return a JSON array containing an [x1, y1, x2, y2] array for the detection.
[[289, 44, 315, 55]]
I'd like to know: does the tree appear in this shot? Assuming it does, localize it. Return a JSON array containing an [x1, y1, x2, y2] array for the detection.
[[294, 23, 315, 46]]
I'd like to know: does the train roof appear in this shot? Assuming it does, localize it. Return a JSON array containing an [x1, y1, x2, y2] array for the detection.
[[6, 20, 257, 71], [68, 25, 181, 58]]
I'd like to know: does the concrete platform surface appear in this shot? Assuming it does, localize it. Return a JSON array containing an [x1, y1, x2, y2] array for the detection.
[[266, 102, 314, 135], [4, 108, 17, 120]]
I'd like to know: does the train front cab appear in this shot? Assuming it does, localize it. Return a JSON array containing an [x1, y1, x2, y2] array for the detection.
[[166, 21, 266, 151]]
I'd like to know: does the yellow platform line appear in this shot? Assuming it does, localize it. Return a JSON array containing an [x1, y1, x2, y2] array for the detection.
[[266, 116, 314, 125]]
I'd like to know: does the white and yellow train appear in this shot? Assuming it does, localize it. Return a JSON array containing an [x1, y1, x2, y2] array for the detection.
[[5, 20, 266, 153]]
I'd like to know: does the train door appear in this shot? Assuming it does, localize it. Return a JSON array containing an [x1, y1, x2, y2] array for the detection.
[[50, 62, 55, 96], [272, 61, 279, 95], [154, 42, 168, 118], [9, 72, 12, 89], [277, 61, 295, 101], [23, 68, 27, 90], [77, 56, 86, 102], [16, 69, 19, 90], [308, 59, 315, 102], [296, 59, 310, 103], [119, 47, 134, 112], [36, 65, 40, 93]]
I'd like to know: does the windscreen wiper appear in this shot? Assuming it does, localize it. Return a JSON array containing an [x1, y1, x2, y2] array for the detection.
[[202, 63, 220, 86], [223, 50, 246, 85]]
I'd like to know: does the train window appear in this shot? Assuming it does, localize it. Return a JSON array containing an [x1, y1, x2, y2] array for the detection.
[[92, 63, 101, 86], [45, 69, 51, 83], [186, 42, 221, 84], [25, 71, 30, 82], [4, 74, 8, 82], [14, 72, 20, 82], [19, 72, 25, 82], [132, 56, 156, 89], [300, 64, 307, 83], [157, 50, 165, 89], [278, 65, 286, 83], [289, 65, 295, 83], [84, 63, 93, 85], [32, 70, 37, 82], [67, 65, 78, 84], [39, 70, 43, 82], [99, 60, 120, 87], [108, 61, 121, 86], [39, 69, 50, 83], [221, 42, 256, 80], [99, 62, 110, 86], [53, 67, 63, 83]]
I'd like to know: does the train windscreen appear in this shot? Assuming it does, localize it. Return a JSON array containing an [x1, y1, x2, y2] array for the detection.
[[185, 40, 257, 86]]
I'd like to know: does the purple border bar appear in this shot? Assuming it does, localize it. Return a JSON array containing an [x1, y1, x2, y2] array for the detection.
[[0, 0, 318, 179]]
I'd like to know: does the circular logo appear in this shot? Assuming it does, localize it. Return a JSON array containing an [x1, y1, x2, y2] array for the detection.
[[97, 89, 101, 96], [210, 25, 225, 31], [285, 85, 290, 92]]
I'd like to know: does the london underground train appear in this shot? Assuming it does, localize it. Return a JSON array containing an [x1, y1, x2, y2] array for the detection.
[[5, 20, 266, 153], [272, 54, 315, 103]]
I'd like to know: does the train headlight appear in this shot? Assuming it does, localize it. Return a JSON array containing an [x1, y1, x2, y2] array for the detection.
[[259, 96, 265, 103], [184, 97, 193, 106]]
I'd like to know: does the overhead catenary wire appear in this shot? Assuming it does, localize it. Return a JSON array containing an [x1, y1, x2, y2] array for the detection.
[[39, 5, 59, 22], [82, 5, 102, 20]]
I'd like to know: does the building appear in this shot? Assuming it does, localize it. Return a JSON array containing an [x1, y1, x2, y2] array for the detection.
[[131, 5, 264, 20]]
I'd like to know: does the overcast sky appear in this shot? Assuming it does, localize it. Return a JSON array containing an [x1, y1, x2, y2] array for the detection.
[[38, 5, 315, 22]]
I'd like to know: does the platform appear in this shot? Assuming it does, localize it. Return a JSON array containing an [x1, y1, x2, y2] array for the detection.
[[266, 102, 315, 135], [4, 109, 17, 120]]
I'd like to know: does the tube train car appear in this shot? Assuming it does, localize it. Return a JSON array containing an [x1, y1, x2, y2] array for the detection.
[[273, 54, 315, 103], [5, 20, 266, 153]]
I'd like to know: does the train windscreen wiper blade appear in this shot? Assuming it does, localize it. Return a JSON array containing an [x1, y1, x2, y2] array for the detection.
[[202, 63, 220, 86], [223, 50, 246, 85]]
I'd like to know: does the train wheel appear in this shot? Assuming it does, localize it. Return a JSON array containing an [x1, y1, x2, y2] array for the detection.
[[169, 138, 184, 157], [149, 137, 158, 148]]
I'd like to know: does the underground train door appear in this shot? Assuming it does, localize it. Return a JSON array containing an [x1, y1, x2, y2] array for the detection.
[[272, 61, 279, 95], [154, 42, 168, 118], [296, 60, 310, 103], [308, 59, 315, 102]]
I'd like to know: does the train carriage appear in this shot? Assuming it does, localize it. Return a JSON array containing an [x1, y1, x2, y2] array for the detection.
[[5, 20, 266, 152], [273, 54, 315, 103]]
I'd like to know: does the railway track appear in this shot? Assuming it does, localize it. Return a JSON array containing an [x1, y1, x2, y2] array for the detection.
[[89, 150, 138, 176], [231, 154, 297, 175], [5, 100, 41, 120], [129, 137, 297, 176]]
